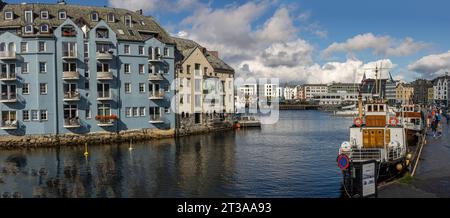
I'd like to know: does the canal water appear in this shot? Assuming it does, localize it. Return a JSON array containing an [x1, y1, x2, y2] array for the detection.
[[0, 111, 352, 198]]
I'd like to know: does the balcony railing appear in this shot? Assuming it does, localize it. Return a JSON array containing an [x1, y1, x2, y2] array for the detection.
[[97, 91, 112, 100], [149, 91, 165, 100], [0, 72, 16, 81], [0, 93, 17, 103], [148, 74, 164, 81], [148, 54, 163, 62], [62, 71, 80, 80], [0, 51, 16, 60], [96, 115, 117, 127], [97, 71, 113, 80], [96, 52, 113, 60], [62, 51, 77, 59], [63, 91, 80, 101], [1, 119, 18, 130], [149, 115, 164, 124], [64, 118, 81, 128]]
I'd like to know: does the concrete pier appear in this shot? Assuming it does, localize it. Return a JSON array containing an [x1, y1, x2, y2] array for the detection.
[[379, 123, 450, 198]]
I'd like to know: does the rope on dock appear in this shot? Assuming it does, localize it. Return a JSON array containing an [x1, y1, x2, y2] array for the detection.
[[411, 133, 426, 177]]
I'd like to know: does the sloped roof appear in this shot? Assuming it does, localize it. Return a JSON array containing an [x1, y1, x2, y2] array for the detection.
[[0, 2, 174, 44], [171, 36, 234, 73]]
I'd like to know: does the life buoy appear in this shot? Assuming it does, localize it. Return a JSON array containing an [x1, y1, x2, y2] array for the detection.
[[353, 118, 363, 127], [389, 117, 398, 126]]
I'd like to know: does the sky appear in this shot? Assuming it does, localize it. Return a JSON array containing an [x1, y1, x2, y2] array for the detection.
[[6, 0, 450, 84]]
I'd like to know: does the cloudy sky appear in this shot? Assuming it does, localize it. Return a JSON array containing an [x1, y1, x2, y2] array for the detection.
[[9, 0, 450, 83]]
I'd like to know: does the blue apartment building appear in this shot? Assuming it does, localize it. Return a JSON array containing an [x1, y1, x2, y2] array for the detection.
[[0, 1, 175, 136]]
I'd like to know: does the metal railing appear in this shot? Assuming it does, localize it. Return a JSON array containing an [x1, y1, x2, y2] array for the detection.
[[1, 119, 18, 129], [0, 72, 16, 80], [64, 118, 80, 127], [346, 148, 383, 162], [149, 91, 165, 99], [64, 91, 80, 100], [0, 51, 16, 59], [0, 92, 17, 101], [98, 91, 112, 99], [149, 115, 164, 123]]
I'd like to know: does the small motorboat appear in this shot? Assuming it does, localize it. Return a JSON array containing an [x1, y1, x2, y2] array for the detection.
[[237, 115, 261, 128]]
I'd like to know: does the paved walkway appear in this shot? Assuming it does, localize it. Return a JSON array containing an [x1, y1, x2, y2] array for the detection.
[[379, 121, 450, 198]]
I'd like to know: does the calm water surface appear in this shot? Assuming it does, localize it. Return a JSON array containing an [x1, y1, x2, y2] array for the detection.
[[0, 111, 352, 198]]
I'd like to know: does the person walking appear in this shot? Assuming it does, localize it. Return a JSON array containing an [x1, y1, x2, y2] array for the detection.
[[431, 115, 437, 138], [437, 113, 443, 137]]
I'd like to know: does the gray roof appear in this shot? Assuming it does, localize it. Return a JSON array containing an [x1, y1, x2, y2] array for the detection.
[[172, 36, 234, 73], [0, 2, 174, 44]]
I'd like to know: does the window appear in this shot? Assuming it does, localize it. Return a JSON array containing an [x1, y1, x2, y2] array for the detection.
[[40, 24, 49, 33], [97, 83, 111, 98], [124, 45, 130, 54], [20, 42, 28, 52], [139, 107, 145, 117], [91, 12, 99, 21], [31, 110, 39, 121], [164, 107, 170, 114], [40, 11, 49, 20], [96, 28, 109, 39], [86, 107, 91, 119], [132, 107, 138, 117], [25, 25, 33, 33], [5, 12, 13, 20], [40, 110, 48, 121], [139, 64, 144, 74], [186, 94, 191, 104], [40, 83, 47, 95], [62, 42, 76, 57], [107, 13, 115, 23], [97, 103, 111, 117], [125, 107, 131, 117], [125, 15, 132, 28], [163, 47, 169, 57], [195, 79, 201, 92], [149, 107, 161, 120], [97, 63, 110, 72], [128, 30, 135, 36], [24, 10, 33, 23], [21, 63, 28, 74], [124, 64, 130, 73], [39, 62, 47, 73], [63, 62, 76, 72], [186, 78, 191, 88], [38, 41, 46, 52], [84, 43, 89, 58], [23, 110, 30, 122], [138, 46, 144, 55], [139, 83, 145, 93], [85, 82, 90, 90], [64, 104, 78, 121], [195, 95, 201, 107], [59, 10, 67, 20], [22, 83, 29, 95], [187, 65, 191, 74], [125, 83, 131, 93]]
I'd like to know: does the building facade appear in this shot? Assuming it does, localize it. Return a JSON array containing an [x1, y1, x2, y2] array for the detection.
[[432, 74, 449, 106], [395, 83, 414, 104], [283, 86, 297, 101], [327, 82, 359, 93], [303, 84, 328, 101], [0, 1, 175, 135], [411, 79, 433, 105]]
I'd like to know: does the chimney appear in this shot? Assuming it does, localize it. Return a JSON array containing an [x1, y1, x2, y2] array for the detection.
[[209, 51, 219, 58], [136, 9, 143, 15]]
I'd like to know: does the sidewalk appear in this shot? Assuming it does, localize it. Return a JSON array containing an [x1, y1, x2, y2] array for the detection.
[[378, 121, 450, 198]]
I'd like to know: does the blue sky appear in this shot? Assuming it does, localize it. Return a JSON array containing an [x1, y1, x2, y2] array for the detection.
[[7, 0, 450, 83]]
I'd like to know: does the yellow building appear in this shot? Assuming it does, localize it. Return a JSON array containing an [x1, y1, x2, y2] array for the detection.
[[428, 87, 434, 104], [396, 83, 414, 104]]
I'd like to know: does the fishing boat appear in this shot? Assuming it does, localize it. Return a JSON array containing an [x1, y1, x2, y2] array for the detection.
[[396, 104, 424, 147]]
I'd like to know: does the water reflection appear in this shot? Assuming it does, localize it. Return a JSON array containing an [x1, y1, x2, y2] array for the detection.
[[0, 111, 349, 198]]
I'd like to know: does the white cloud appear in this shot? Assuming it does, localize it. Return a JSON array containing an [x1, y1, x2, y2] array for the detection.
[[322, 33, 429, 58], [108, 0, 203, 13], [408, 51, 450, 77]]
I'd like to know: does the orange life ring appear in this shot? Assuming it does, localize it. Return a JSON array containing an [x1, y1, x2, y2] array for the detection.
[[354, 118, 363, 127], [389, 117, 398, 126]]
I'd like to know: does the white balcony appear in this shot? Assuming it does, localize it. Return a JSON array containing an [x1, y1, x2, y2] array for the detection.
[[63, 91, 81, 101], [97, 71, 113, 80], [62, 71, 80, 80], [148, 54, 163, 62], [0, 72, 17, 81], [0, 93, 17, 103], [1, 120, 18, 130], [64, 118, 81, 128], [149, 115, 164, 124], [0, 51, 16, 60], [97, 119, 114, 127], [148, 74, 164, 81], [96, 52, 113, 60], [62, 52, 77, 60], [149, 91, 165, 100]]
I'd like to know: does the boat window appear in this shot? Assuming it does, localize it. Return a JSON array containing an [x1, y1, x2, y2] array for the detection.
[[367, 105, 372, 112], [379, 105, 384, 111], [373, 105, 378, 112]]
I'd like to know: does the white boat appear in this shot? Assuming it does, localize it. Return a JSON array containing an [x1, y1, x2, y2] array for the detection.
[[334, 104, 359, 116], [237, 115, 261, 127]]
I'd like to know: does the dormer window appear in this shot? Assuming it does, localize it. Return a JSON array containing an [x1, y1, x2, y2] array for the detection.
[[4, 11, 13, 20], [125, 15, 132, 28], [40, 11, 49, 20], [24, 10, 33, 23], [91, 12, 99, 21], [40, 24, 49, 33], [107, 13, 115, 23], [59, 10, 67, 20], [24, 25, 33, 34], [96, 28, 109, 39]]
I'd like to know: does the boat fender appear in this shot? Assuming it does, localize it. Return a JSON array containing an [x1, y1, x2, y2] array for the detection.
[[389, 117, 399, 126], [353, 118, 363, 127]]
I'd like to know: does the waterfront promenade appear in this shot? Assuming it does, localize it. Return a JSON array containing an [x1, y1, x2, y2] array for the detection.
[[379, 123, 450, 198]]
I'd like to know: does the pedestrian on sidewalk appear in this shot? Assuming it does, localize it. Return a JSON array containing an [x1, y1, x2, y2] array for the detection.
[[437, 113, 443, 137], [431, 115, 437, 138]]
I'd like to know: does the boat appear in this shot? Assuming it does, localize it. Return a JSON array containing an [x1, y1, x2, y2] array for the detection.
[[396, 104, 424, 147], [334, 104, 359, 116], [237, 115, 261, 127]]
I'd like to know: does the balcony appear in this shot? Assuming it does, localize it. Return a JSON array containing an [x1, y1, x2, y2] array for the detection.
[[97, 71, 113, 80], [0, 72, 16, 81], [148, 74, 164, 81], [0, 93, 17, 103], [64, 118, 81, 128], [149, 91, 165, 100], [63, 91, 80, 101], [62, 71, 80, 80], [96, 52, 113, 61], [62, 52, 77, 60], [149, 115, 164, 124], [97, 91, 113, 101], [0, 51, 16, 60], [96, 115, 117, 127], [148, 54, 163, 62], [1, 120, 18, 130]]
